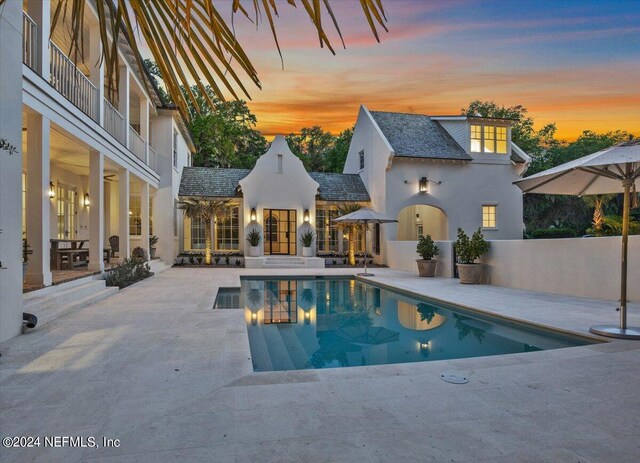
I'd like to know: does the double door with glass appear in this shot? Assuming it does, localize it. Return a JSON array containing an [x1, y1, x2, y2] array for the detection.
[[264, 209, 297, 255]]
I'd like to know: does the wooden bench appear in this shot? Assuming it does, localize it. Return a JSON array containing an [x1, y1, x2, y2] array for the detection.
[[55, 249, 89, 270]]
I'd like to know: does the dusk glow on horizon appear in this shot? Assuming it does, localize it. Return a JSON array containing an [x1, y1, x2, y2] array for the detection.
[[205, 0, 639, 139]]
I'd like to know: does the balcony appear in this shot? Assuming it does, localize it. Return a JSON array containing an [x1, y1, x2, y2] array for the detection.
[[22, 12, 160, 175]]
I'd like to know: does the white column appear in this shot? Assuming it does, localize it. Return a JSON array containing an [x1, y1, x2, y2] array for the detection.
[[0, 0, 24, 342], [25, 113, 52, 287], [118, 169, 130, 261], [140, 183, 150, 259], [88, 151, 104, 271], [118, 65, 130, 148], [26, 0, 50, 79], [140, 99, 149, 163], [88, 20, 104, 125]]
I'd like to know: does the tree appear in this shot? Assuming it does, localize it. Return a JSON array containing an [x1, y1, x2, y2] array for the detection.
[[325, 128, 354, 173], [178, 198, 231, 265], [335, 203, 362, 266], [27, 0, 388, 123], [286, 126, 336, 172]]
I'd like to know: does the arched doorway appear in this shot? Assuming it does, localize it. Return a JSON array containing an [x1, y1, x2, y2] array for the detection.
[[397, 205, 448, 241]]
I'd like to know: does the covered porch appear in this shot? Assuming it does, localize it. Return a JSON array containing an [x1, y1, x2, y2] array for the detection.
[[21, 108, 157, 291]]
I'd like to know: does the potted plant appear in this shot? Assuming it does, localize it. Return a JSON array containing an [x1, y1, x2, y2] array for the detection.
[[453, 228, 490, 284], [416, 234, 439, 277], [149, 235, 158, 259], [246, 229, 261, 257], [299, 230, 315, 257]]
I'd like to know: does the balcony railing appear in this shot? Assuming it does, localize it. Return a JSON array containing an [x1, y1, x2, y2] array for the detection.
[[22, 12, 37, 70], [50, 41, 98, 121], [104, 99, 125, 145], [128, 126, 146, 162], [148, 146, 160, 174]]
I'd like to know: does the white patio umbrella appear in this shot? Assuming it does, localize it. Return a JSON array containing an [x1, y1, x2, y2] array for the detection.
[[514, 139, 640, 339], [334, 207, 398, 277]]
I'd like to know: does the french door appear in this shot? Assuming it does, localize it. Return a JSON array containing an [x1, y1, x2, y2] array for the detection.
[[56, 184, 77, 239], [263, 209, 297, 255]]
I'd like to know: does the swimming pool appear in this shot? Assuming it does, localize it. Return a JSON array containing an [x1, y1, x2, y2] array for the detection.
[[215, 277, 593, 372]]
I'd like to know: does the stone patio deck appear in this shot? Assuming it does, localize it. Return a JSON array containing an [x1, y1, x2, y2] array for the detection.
[[1, 268, 639, 462]]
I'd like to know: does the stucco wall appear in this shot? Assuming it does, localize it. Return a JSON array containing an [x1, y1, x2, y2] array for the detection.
[[479, 236, 640, 302], [386, 240, 454, 277]]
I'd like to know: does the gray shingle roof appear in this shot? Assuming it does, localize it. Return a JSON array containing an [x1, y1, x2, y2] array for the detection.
[[179, 167, 250, 198], [369, 111, 472, 161], [179, 167, 370, 202], [309, 172, 370, 202], [510, 148, 526, 164]]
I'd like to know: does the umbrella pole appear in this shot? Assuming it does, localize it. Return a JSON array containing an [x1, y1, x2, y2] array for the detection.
[[620, 179, 631, 330], [590, 174, 640, 340]]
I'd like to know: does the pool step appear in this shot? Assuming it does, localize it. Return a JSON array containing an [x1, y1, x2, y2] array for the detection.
[[261, 325, 296, 370], [277, 325, 311, 369]]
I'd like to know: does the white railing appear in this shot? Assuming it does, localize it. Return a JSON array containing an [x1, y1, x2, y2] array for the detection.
[[49, 41, 98, 121], [103, 99, 125, 145], [148, 145, 160, 173], [128, 125, 146, 162], [22, 12, 38, 70]]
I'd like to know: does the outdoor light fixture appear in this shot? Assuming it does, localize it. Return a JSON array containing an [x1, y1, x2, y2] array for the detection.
[[251, 313, 257, 326], [129, 210, 132, 216], [48, 182, 56, 199], [416, 213, 420, 222], [304, 311, 311, 325], [250, 208, 257, 222], [83, 193, 90, 207], [419, 177, 428, 193], [303, 209, 310, 222]]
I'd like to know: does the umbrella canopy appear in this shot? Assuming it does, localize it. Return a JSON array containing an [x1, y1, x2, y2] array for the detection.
[[514, 139, 640, 340], [515, 140, 640, 195], [333, 207, 398, 224], [334, 207, 398, 277]]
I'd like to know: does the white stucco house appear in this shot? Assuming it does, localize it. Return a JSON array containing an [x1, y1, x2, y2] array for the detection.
[[0, 1, 193, 342], [178, 105, 530, 270]]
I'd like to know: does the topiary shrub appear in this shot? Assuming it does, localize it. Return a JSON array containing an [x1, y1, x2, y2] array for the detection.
[[453, 228, 490, 264], [416, 234, 439, 260], [105, 258, 152, 289]]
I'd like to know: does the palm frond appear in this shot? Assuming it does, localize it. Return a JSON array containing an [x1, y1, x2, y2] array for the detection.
[[2, 0, 388, 122]]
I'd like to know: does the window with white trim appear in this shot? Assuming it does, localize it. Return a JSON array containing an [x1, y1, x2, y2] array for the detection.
[[470, 124, 508, 154], [216, 206, 239, 250], [190, 217, 206, 249], [129, 196, 141, 235], [482, 205, 497, 229]]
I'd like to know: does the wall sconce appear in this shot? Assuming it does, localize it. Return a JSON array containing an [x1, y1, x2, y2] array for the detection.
[[415, 213, 420, 222], [303, 209, 310, 223], [419, 177, 428, 193], [129, 210, 132, 216], [250, 208, 257, 222], [304, 311, 311, 325], [83, 193, 90, 207], [48, 181, 56, 199], [251, 312, 258, 326]]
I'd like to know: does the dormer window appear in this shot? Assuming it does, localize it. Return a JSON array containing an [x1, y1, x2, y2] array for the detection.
[[470, 124, 508, 154]]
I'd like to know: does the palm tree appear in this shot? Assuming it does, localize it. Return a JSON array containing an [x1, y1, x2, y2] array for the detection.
[[179, 198, 230, 265], [335, 203, 362, 266], [9, 0, 388, 122], [583, 194, 615, 236]]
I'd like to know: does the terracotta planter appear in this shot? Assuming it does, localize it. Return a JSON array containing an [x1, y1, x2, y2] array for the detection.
[[416, 259, 437, 277], [457, 263, 482, 284], [249, 246, 260, 257], [302, 247, 313, 257], [150, 248, 156, 259]]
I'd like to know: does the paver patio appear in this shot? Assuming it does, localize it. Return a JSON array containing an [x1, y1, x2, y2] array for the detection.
[[1, 268, 639, 462]]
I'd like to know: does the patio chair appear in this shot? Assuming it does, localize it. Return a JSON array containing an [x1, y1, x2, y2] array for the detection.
[[108, 235, 119, 258]]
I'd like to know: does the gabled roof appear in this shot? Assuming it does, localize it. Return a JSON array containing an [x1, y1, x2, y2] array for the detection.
[[368, 111, 472, 161], [179, 167, 370, 202]]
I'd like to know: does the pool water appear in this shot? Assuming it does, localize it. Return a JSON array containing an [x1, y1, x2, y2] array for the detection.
[[215, 277, 592, 372]]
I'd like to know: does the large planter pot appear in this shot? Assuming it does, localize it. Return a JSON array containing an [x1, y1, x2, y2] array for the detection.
[[457, 263, 482, 284], [416, 259, 437, 277], [150, 247, 157, 259], [249, 246, 260, 257], [302, 247, 313, 257]]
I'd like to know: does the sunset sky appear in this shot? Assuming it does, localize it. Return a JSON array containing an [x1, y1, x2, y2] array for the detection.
[[210, 0, 639, 140]]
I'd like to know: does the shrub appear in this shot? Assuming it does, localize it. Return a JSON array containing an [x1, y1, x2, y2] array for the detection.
[[214, 255, 220, 264], [132, 246, 146, 259], [235, 259, 241, 266], [529, 227, 578, 239], [197, 255, 203, 264], [453, 228, 490, 264], [105, 258, 152, 289], [332, 259, 337, 265], [189, 255, 195, 264], [342, 257, 347, 265], [246, 229, 262, 246], [225, 255, 230, 265], [416, 234, 438, 260], [299, 230, 315, 248], [149, 235, 159, 248]]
